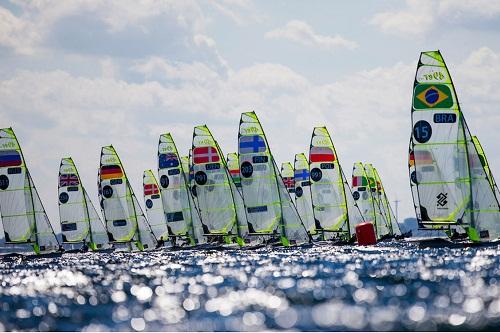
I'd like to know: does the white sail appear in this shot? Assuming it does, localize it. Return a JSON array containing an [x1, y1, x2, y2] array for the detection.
[[293, 153, 316, 235], [280, 162, 295, 195], [59, 157, 108, 250], [364, 163, 391, 238], [181, 154, 206, 244], [309, 127, 350, 240], [0, 128, 59, 254], [143, 170, 169, 241], [158, 133, 196, 245], [99, 145, 157, 250]]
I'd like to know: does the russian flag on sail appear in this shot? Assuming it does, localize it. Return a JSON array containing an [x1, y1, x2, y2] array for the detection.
[[352, 176, 367, 187], [239, 135, 266, 154], [0, 150, 22, 167], [144, 183, 159, 196], [310, 147, 335, 163], [193, 146, 220, 164]]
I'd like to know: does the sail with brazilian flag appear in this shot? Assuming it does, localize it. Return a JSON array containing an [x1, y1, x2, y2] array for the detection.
[[58, 157, 109, 250], [238, 112, 310, 245], [99, 145, 157, 251], [309, 126, 352, 240], [0, 128, 60, 254], [409, 50, 500, 242]]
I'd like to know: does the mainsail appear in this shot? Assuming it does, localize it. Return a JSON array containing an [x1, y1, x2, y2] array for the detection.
[[227, 152, 242, 193], [372, 166, 401, 236], [281, 162, 295, 194], [238, 112, 309, 245], [59, 157, 109, 250], [472, 136, 500, 199], [352, 162, 377, 230], [309, 126, 350, 239], [364, 163, 391, 238], [158, 133, 196, 245], [143, 170, 169, 241], [99, 145, 157, 250], [294, 153, 316, 235], [192, 125, 245, 243], [181, 154, 206, 244], [409, 50, 500, 241], [0, 128, 59, 254]]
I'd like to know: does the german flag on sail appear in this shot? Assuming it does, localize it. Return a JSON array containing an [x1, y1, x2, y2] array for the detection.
[[310, 147, 335, 163], [413, 84, 453, 109], [352, 176, 367, 187], [100, 165, 123, 180], [414, 150, 434, 172]]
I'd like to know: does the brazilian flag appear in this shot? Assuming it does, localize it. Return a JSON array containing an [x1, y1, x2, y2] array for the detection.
[[413, 84, 453, 109]]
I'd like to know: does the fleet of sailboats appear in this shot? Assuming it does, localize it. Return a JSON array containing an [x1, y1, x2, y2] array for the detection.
[[0, 50, 499, 255]]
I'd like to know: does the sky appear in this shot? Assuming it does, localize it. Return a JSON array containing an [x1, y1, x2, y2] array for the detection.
[[1, 0, 500, 234]]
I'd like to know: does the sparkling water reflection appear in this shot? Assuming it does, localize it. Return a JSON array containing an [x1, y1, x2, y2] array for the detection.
[[0, 242, 499, 331]]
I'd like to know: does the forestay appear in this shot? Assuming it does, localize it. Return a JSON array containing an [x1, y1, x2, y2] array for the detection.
[[0, 128, 59, 254], [409, 50, 500, 241], [59, 157, 108, 250]]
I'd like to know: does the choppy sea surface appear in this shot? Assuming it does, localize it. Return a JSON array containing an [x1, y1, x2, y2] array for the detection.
[[0, 242, 499, 331]]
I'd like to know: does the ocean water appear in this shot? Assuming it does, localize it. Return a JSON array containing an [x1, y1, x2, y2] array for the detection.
[[0, 242, 499, 331]]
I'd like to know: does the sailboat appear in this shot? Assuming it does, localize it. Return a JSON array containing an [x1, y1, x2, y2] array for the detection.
[[59, 157, 109, 251], [238, 112, 310, 246], [409, 50, 500, 243], [309, 126, 363, 241], [371, 166, 403, 237], [192, 125, 247, 245], [472, 136, 500, 200], [0, 128, 60, 255], [363, 163, 392, 238], [158, 133, 200, 246], [227, 152, 242, 194], [142, 170, 169, 242], [281, 162, 295, 194], [99, 145, 158, 251], [293, 153, 317, 236]]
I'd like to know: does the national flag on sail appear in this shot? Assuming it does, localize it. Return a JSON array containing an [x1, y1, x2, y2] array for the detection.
[[352, 176, 368, 187], [310, 147, 335, 163], [283, 177, 294, 190], [193, 146, 220, 164], [59, 173, 79, 187], [100, 165, 123, 180], [0, 150, 22, 167], [229, 168, 240, 179], [144, 183, 159, 196], [414, 150, 433, 165], [294, 169, 309, 181], [409, 151, 415, 167], [414, 84, 453, 109], [239, 135, 266, 154], [159, 153, 179, 169]]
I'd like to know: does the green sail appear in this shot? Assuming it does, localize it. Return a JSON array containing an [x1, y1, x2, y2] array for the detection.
[[309, 126, 351, 240], [158, 133, 196, 245], [409, 50, 500, 241], [0, 128, 59, 254], [59, 157, 109, 250], [192, 125, 246, 243], [99, 145, 157, 250], [364, 163, 391, 238], [238, 112, 309, 245]]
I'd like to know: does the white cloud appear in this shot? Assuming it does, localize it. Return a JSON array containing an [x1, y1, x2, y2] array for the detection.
[[1, 46, 500, 234], [370, 0, 500, 37], [265, 20, 358, 51]]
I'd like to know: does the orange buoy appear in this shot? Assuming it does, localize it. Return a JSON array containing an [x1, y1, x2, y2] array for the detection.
[[356, 222, 377, 245]]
